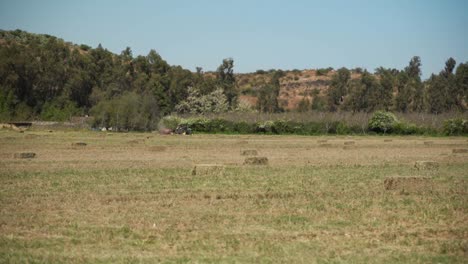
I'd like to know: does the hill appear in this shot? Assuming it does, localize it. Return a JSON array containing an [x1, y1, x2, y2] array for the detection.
[[1, 29, 466, 130]]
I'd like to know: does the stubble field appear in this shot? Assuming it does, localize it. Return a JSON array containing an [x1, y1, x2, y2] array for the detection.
[[0, 129, 467, 263]]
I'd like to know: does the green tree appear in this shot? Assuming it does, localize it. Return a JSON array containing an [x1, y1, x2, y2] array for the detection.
[[455, 62, 468, 105], [256, 71, 282, 113], [327, 67, 350, 111], [297, 97, 310, 112], [216, 58, 238, 109]]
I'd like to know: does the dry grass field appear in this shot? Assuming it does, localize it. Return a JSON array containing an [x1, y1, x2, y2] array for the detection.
[[0, 129, 467, 263]]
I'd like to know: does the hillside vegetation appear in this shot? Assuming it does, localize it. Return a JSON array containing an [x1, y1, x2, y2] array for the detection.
[[1, 29, 467, 131]]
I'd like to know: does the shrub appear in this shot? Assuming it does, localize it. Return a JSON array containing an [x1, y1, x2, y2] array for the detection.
[[443, 118, 468, 135], [234, 121, 254, 134], [160, 116, 181, 130], [393, 122, 421, 135], [256, 121, 275, 133], [368, 111, 398, 134]]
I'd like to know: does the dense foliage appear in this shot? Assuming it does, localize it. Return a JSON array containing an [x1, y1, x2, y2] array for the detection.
[[0, 30, 238, 130], [0, 30, 467, 131]]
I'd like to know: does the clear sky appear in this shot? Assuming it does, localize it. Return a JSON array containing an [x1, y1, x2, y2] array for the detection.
[[0, 0, 467, 78]]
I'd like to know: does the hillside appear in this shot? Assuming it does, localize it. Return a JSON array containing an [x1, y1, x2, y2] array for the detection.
[[236, 69, 364, 110]]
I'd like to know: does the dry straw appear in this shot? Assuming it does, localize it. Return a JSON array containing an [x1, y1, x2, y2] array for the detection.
[[72, 142, 87, 147], [414, 161, 439, 170], [384, 176, 433, 193], [241, 149, 258, 156], [149, 146, 167, 152], [14, 152, 36, 159], [192, 164, 225, 176], [244, 157, 268, 165]]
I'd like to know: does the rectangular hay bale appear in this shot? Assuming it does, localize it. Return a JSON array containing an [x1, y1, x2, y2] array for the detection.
[[149, 146, 167, 152], [452, 149, 468, 154], [241, 149, 258, 156], [72, 142, 87, 147], [414, 161, 439, 170], [384, 176, 433, 192], [192, 164, 225, 176], [244, 157, 268, 165], [14, 152, 36, 159]]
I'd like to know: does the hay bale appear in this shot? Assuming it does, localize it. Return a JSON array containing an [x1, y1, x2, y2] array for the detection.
[[384, 176, 433, 192], [72, 142, 87, 147], [452, 149, 468, 154], [237, 140, 248, 145], [423, 141, 434, 146], [14, 152, 36, 159], [241, 149, 258, 156], [414, 161, 439, 170], [25, 134, 39, 139], [192, 164, 225, 176], [149, 146, 167, 152], [344, 141, 355, 145], [127, 139, 141, 144], [244, 157, 268, 165], [319, 143, 332, 148], [343, 145, 357, 150], [317, 139, 328, 143], [384, 139, 393, 142]]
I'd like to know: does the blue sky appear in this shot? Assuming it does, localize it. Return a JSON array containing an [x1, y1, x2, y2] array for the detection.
[[0, 0, 467, 78]]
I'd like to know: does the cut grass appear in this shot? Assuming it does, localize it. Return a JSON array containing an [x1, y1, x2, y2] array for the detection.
[[0, 129, 467, 263]]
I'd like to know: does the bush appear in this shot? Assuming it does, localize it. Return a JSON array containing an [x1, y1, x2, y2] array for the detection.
[[233, 121, 254, 134], [443, 118, 468, 135], [160, 116, 182, 130], [393, 122, 421, 135], [368, 111, 398, 134]]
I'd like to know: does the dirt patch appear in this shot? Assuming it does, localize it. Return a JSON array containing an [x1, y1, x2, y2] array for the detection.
[[244, 157, 268, 165], [241, 149, 258, 156], [452, 149, 468, 154], [414, 161, 439, 170], [192, 164, 225, 176], [14, 152, 36, 159], [384, 176, 433, 193]]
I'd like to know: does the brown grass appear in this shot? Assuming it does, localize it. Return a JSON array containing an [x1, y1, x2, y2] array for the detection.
[[0, 130, 467, 262]]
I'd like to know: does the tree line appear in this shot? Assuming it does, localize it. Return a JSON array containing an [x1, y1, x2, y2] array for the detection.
[[318, 56, 467, 114], [0, 30, 466, 131]]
